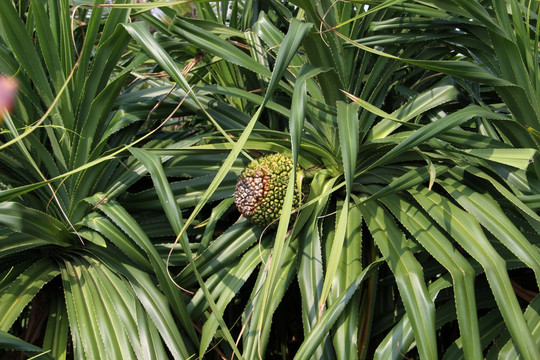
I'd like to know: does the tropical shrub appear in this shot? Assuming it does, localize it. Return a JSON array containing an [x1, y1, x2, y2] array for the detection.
[[1, 1, 540, 360]]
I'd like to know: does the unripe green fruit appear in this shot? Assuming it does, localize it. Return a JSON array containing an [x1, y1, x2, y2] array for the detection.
[[234, 153, 302, 227]]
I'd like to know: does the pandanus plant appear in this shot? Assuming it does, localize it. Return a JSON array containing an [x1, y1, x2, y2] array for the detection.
[[1, 1, 540, 360]]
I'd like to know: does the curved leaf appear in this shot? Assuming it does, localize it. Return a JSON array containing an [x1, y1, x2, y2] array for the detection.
[[411, 187, 539, 360], [0, 330, 54, 360], [294, 260, 382, 360], [0, 257, 59, 331], [361, 200, 437, 360]]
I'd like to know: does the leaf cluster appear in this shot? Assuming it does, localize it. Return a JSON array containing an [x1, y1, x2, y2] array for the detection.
[[1, 1, 540, 360]]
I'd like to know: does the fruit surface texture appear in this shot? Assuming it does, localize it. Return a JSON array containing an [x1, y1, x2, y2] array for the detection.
[[234, 153, 301, 227]]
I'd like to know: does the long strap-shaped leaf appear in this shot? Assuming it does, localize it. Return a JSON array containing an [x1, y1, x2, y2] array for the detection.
[[91, 246, 187, 359], [380, 192, 481, 359], [253, 12, 324, 101], [60, 258, 101, 359], [411, 187, 539, 360], [297, 173, 338, 358], [243, 237, 300, 359], [42, 294, 69, 360], [337, 101, 360, 191], [498, 294, 540, 359], [82, 255, 147, 359], [367, 77, 458, 140], [441, 175, 540, 288], [87, 195, 198, 351], [0, 202, 71, 246], [290, 66, 326, 332], [79, 212, 153, 273], [198, 235, 272, 357], [175, 220, 258, 287], [64, 256, 136, 359], [457, 164, 540, 233], [293, 260, 382, 360], [361, 201, 437, 360], [130, 147, 243, 358], [331, 203, 365, 360], [0, 330, 55, 360], [169, 16, 271, 77], [0, 257, 59, 332], [375, 273, 459, 359], [365, 105, 509, 170], [318, 101, 359, 318]]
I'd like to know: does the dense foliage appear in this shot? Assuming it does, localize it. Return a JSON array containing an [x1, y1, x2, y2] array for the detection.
[[1, 1, 540, 359]]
